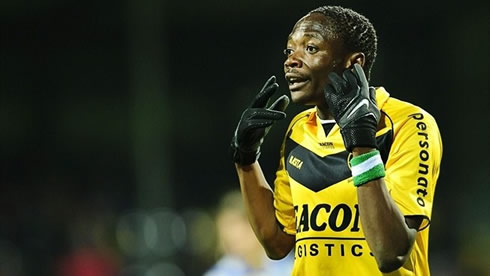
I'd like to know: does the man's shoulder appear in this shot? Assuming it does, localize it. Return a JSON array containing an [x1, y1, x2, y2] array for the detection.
[[382, 95, 438, 127], [381, 93, 441, 152], [287, 107, 316, 131]]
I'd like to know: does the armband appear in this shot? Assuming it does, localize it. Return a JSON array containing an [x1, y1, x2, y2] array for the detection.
[[350, 150, 385, 187]]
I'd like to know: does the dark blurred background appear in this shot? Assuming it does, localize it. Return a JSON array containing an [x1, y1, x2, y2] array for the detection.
[[1, 0, 489, 275]]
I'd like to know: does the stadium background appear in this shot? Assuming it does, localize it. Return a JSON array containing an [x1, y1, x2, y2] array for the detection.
[[1, 0, 488, 275]]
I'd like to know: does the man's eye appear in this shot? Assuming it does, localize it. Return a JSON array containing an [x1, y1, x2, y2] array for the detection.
[[306, 45, 318, 53], [283, 48, 293, 56]]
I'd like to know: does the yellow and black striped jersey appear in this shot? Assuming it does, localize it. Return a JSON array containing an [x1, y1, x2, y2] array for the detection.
[[273, 87, 442, 276]]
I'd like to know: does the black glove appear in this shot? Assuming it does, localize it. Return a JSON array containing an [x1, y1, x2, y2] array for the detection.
[[324, 64, 380, 152], [231, 76, 290, 165]]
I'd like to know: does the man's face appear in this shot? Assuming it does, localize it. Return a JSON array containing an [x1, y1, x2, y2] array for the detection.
[[284, 13, 344, 106]]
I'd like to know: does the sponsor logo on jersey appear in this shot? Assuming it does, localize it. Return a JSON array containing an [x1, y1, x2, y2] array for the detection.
[[293, 203, 374, 258], [318, 141, 334, 149], [295, 241, 374, 259], [289, 155, 304, 169], [346, 152, 353, 170], [347, 98, 370, 119], [294, 203, 360, 233], [409, 112, 431, 207]]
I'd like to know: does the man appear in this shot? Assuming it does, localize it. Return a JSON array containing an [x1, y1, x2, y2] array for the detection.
[[230, 5, 442, 276]]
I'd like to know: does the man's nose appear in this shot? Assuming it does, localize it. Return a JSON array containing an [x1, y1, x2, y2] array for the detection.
[[284, 53, 303, 69]]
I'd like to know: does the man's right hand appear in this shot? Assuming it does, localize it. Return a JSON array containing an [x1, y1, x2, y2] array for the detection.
[[231, 76, 289, 166]]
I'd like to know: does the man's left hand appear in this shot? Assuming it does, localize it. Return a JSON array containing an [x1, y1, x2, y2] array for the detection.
[[323, 63, 380, 152]]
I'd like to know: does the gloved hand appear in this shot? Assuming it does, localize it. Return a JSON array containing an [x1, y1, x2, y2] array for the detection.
[[324, 64, 380, 152], [231, 76, 290, 165]]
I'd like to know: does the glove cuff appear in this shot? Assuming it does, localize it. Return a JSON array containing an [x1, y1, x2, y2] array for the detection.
[[231, 142, 261, 166], [340, 127, 378, 152]]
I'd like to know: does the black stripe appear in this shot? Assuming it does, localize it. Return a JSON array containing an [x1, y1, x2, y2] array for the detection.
[[321, 122, 335, 136], [285, 139, 350, 192], [405, 214, 431, 232], [378, 110, 394, 164], [377, 129, 393, 164], [285, 131, 393, 193]]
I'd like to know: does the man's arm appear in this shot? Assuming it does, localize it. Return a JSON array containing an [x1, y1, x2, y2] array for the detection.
[[353, 147, 421, 273], [235, 162, 295, 259], [324, 64, 422, 273], [230, 76, 293, 259]]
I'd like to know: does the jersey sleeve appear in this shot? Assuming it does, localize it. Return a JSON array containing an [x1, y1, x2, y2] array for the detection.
[[384, 110, 443, 231], [273, 137, 296, 235]]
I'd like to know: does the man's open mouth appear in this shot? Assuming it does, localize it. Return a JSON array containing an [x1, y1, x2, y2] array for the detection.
[[287, 76, 309, 91]]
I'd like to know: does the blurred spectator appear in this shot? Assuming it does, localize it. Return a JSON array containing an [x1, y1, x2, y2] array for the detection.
[[204, 190, 293, 276], [56, 202, 120, 276], [56, 248, 119, 276]]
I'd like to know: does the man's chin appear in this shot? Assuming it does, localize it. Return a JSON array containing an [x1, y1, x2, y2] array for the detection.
[[290, 90, 314, 105], [290, 90, 303, 101]]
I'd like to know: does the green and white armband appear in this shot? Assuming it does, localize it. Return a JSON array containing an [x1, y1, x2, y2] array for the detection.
[[350, 150, 386, 187]]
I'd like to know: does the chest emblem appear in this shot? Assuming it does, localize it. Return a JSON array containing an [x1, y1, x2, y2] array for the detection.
[[289, 155, 304, 169]]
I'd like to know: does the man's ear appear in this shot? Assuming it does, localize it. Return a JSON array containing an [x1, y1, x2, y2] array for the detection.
[[344, 52, 365, 69]]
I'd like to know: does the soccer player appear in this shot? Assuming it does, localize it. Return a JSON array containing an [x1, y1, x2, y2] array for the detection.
[[230, 6, 442, 275]]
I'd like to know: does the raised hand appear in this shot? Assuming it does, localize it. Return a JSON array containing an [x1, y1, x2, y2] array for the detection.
[[324, 64, 380, 152], [231, 76, 290, 165]]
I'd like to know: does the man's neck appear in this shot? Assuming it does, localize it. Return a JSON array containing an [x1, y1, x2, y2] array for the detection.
[[316, 105, 334, 120]]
